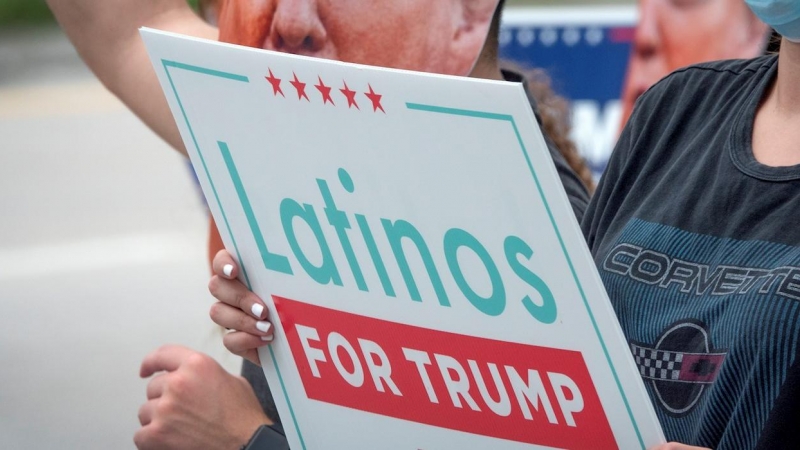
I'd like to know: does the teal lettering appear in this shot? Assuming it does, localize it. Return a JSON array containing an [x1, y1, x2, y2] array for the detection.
[[444, 228, 506, 316], [280, 198, 342, 286], [357, 214, 396, 297], [382, 219, 449, 306], [218, 141, 291, 275], [317, 176, 367, 292], [504, 236, 557, 324]]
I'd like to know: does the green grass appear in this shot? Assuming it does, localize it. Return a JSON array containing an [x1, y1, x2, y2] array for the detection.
[[0, 0, 201, 26], [0, 0, 52, 25], [0, 0, 633, 26], [0, 1, 631, 26]]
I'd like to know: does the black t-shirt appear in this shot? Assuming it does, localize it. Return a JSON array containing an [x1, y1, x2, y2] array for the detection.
[[242, 69, 592, 427], [582, 55, 800, 449]]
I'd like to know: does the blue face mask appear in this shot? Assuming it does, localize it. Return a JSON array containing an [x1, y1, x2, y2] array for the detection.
[[746, 0, 800, 42]]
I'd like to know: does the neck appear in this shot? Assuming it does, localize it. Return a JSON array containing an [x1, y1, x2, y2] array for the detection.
[[469, 58, 504, 81], [774, 38, 800, 115], [751, 37, 800, 167]]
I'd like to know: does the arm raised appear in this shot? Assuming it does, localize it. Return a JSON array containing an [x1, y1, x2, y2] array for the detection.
[[47, 0, 219, 156]]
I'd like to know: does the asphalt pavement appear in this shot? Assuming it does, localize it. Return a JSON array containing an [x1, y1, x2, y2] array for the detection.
[[0, 26, 242, 449]]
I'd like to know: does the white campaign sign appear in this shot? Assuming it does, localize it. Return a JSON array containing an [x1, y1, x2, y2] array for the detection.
[[142, 28, 664, 449]]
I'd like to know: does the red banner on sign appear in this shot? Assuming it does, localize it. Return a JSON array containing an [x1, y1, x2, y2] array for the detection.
[[274, 296, 616, 449]]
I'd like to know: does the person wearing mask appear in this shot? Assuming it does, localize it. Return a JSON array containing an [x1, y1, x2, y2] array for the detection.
[[211, 1, 800, 448]]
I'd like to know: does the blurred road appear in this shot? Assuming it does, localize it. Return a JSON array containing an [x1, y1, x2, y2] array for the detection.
[[0, 27, 242, 449]]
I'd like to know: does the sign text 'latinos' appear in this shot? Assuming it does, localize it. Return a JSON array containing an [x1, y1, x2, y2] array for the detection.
[[221, 141, 558, 324]]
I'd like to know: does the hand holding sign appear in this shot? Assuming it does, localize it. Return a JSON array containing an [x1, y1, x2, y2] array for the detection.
[[209, 250, 272, 365], [142, 29, 664, 448], [135, 345, 271, 450], [208, 255, 707, 450]]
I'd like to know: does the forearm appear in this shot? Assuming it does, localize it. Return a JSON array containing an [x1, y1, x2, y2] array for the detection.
[[47, 0, 218, 155]]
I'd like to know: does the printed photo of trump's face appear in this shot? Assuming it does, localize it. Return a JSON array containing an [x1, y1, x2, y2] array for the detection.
[[203, 0, 501, 264], [216, 0, 500, 76]]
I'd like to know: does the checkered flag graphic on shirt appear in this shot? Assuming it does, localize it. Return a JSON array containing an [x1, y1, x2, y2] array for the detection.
[[630, 343, 683, 381]]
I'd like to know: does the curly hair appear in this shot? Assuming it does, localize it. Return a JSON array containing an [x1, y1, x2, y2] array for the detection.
[[501, 61, 596, 192]]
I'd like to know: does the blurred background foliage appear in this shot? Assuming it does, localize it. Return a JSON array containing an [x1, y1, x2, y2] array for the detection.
[[0, 0, 53, 24], [0, 0, 630, 26], [0, 0, 201, 25]]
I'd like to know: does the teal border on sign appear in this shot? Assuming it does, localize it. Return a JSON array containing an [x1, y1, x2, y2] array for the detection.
[[160, 57, 644, 449], [406, 102, 645, 449], [161, 59, 307, 450]]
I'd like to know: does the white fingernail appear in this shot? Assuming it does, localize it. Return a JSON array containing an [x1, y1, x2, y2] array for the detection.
[[251, 303, 264, 318], [256, 321, 271, 333], [261, 335, 274, 342], [222, 264, 234, 277]]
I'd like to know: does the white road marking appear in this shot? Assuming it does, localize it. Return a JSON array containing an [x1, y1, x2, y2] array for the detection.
[[0, 80, 122, 120], [0, 232, 204, 279]]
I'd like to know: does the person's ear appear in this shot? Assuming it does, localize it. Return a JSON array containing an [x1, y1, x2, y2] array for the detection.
[[449, 0, 500, 76]]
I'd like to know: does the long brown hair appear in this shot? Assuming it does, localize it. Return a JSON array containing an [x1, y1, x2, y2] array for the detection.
[[487, 1, 594, 192], [501, 61, 596, 192], [766, 29, 782, 54]]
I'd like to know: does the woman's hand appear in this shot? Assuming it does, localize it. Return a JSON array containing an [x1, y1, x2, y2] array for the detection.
[[208, 250, 274, 365], [135, 345, 271, 449]]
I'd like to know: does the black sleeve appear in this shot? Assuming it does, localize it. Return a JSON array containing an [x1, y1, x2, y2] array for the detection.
[[580, 77, 665, 251], [242, 359, 283, 424], [527, 103, 590, 223], [543, 131, 590, 223], [580, 100, 635, 251]]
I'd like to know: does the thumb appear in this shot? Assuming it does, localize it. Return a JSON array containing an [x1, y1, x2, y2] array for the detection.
[[139, 345, 193, 378]]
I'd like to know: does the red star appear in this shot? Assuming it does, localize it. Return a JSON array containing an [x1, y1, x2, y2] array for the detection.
[[289, 72, 309, 101], [340, 81, 359, 110], [265, 69, 284, 97], [364, 84, 385, 113], [314, 76, 335, 105]]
